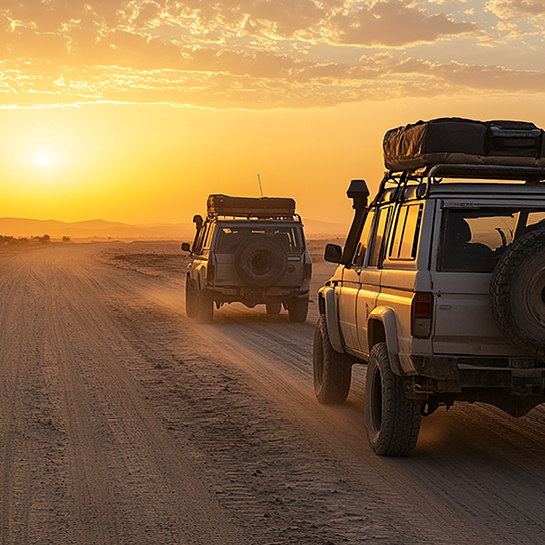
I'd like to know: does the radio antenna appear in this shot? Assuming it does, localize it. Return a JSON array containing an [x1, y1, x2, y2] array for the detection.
[[257, 174, 264, 198]]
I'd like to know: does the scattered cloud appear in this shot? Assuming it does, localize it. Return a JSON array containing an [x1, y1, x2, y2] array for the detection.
[[0, 1, 542, 108], [325, 1, 480, 47], [486, 0, 545, 18]]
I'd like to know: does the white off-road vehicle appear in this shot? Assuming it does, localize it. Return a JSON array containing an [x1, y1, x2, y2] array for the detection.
[[182, 194, 312, 323], [314, 118, 545, 456]]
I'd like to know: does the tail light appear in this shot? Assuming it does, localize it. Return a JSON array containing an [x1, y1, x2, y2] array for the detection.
[[411, 292, 433, 338], [303, 252, 312, 280], [207, 262, 215, 283]]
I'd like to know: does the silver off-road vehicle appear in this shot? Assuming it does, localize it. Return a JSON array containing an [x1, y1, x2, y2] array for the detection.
[[314, 118, 545, 457], [182, 194, 312, 323]]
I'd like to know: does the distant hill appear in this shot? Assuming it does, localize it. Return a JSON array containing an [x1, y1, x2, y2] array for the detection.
[[303, 218, 348, 238], [0, 217, 348, 241]]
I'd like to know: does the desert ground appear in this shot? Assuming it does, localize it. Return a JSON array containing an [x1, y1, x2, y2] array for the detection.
[[2, 239, 545, 544]]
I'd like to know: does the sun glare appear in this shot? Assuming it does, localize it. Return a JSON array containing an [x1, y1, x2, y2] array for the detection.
[[36, 154, 51, 167]]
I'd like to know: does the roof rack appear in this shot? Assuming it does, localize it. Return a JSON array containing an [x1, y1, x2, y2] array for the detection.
[[427, 164, 545, 181], [206, 194, 298, 220], [372, 164, 545, 205], [210, 213, 302, 222]]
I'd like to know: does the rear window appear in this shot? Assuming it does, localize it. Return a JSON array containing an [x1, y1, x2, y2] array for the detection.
[[215, 224, 304, 254], [439, 208, 545, 273]]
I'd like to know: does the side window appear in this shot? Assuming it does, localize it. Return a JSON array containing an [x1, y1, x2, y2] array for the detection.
[[193, 223, 208, 255], [353, 210, 375, 267], [203, 224, 215, 250], [389, 204, 423, 261], [368, 206, 393, 268]]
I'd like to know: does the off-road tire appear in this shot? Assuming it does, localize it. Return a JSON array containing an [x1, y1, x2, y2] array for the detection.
[[365, 342, 421, 457], [196, 288, 214, 324], [185, 278, 197, 318], [234, 236, 288, 287], [313, 316, 352, 404], [490, 229, 545, 356], [266, 302, 282, 314], [287, 296, 308, 323]]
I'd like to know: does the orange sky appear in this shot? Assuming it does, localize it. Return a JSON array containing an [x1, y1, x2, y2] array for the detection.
[[1, 1, 545, 227]]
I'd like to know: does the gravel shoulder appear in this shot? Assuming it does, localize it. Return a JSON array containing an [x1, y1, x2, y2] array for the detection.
[[2, 240, 545, 544]]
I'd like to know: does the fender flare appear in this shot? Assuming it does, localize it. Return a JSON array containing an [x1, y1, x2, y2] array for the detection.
[[319, 286, 345, 353], [367, 306, 403, 376], [192, 264, 206, 291]]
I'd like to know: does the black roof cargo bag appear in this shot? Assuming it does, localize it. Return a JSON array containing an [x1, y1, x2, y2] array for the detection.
[[207, 194, 296, 218], [383, 118, 545, 171]]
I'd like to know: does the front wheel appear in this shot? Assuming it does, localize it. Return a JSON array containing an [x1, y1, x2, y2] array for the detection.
[[287, 296, 308, 323], [185, 278, 197, 318], [313, 316, 352, 404], [196, 288, 214, 324], [365, 342, 421, 457]]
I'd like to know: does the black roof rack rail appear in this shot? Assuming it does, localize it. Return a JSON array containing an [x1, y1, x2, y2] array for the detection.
[[427, 164, 545, 181], [371, 163, 545, 205], [210, 213, 302, 221]]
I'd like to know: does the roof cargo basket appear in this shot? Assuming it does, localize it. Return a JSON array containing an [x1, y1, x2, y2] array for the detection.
[[207, 194, 297, 219]]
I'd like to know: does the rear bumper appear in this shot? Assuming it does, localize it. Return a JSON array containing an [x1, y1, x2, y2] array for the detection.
[[402, 354, 545, 395], [458, 364, 545, 396], [207, 285, 309, 306], [399, 353, 545, 416]]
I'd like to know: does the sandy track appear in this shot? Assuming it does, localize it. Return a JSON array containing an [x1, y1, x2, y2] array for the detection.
[[2, 241, 545, 544], [0, 244, 241, 545]]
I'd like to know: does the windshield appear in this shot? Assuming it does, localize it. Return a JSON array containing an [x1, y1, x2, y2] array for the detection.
[[215, 224, 304, 254], [439, 208, 545, 273]]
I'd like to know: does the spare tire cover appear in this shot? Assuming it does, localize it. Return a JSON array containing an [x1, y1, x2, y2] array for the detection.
[[234, 235, 288, 287], [490, 229, 545, 355]]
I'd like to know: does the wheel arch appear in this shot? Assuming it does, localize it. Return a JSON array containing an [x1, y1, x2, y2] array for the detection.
[[367, 306, 403, 375], [318, 286, 345, 353]]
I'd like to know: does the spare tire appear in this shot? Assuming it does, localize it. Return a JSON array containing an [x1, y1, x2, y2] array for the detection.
[[490, 229, 545, 355], [234, 236, 288, 287]]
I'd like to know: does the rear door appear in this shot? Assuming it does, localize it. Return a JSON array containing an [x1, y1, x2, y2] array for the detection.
[[377, 202, 426, 356], [431, 202, 520, 356]]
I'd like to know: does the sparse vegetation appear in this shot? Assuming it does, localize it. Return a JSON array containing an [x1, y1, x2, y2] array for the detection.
[[0, 234, 52, 245]]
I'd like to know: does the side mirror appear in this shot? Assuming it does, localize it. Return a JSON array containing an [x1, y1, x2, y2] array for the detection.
[[181, 242, 191, 252], [324, 243, 342, 264]]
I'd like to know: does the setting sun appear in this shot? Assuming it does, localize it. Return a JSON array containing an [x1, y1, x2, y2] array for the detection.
[[35, 153, 50, 167]]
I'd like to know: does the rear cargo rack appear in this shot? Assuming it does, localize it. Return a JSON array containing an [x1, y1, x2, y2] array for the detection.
[[372, 164, 545, 205]]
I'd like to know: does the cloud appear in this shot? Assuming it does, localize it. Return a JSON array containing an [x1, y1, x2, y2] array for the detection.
[[486, 0, 545, 18], [0, 1, 540, 109], [396, 57, 545, 92], [325, 0, 480, 47], [1, 52, 544, 110]]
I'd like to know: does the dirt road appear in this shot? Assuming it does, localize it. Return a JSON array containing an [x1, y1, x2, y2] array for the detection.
[[2, 241, 545, 544]]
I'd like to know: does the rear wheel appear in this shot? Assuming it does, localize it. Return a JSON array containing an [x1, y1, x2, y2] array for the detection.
[[313, 316, 352, 404], [365, 342, 421, 457], [266, 302, 282, 315], [196, 288, 214, 324], [287, 296, 308, 323]]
